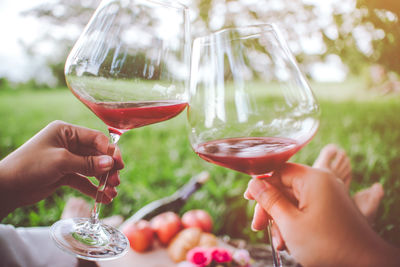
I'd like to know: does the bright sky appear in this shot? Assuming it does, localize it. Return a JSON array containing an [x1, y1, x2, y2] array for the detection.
[[0, 0, 348, 84]]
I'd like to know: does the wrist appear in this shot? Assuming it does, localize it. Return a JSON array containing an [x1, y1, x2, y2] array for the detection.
[[369, 239, 400, 267], [0, 159, 17, 220], [356, 231, 400, 267]]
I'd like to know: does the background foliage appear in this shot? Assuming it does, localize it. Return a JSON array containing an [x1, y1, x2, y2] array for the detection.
[[1, 80, 400, 245], [23, 0, 400, 87], [1, 0, 400, 248]]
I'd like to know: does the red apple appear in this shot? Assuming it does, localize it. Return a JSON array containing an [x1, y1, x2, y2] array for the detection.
[[122, 220, 154, 253], [182, 209, 213, 232], [150, 211, 182, 245]]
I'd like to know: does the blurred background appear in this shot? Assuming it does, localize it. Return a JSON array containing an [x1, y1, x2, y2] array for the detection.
[[1, 0, 400, 247]]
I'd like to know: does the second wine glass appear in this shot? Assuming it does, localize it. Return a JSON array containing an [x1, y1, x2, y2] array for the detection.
[[51, 0, 190, 261], [188, 24, 319, 267]]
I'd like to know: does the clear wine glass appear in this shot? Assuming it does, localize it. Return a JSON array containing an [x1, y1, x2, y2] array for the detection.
[[188, 24, 319, 267], [50, 0, 190, 261]]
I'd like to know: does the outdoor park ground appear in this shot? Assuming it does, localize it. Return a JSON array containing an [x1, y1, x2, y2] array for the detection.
[[1, 77, 400, 246]]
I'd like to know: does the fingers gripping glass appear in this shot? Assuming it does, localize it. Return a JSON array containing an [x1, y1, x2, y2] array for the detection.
[[51, 0, 190, 260], [188, 24, 319, 267]]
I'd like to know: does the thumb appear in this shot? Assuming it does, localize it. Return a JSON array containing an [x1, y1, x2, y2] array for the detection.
[[59, 150, 114, 176], [247, 178, 298, 225]]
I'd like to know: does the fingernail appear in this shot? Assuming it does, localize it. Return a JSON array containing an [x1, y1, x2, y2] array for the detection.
[[243, 189, 250, 200], [249, 179, 267, 200], [99, 155, 113, 170], [244, 190, 255, 200], [251, 221, 259, 232]]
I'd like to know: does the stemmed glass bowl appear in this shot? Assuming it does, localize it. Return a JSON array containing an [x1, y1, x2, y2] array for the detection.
[[51, 0, 190, 261], [188, 24, 319, 266]]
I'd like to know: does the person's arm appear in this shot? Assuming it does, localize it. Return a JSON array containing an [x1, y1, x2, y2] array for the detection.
[[245, 163, 400, 267], [0, 120, 124, 220]]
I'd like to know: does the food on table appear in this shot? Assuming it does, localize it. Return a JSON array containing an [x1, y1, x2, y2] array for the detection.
[[122, 220, 154, 253], [182, 209, 213, 232], [123, 172, 210, 223], [151, 211, 182, 245], [167, 228, 217, 262]]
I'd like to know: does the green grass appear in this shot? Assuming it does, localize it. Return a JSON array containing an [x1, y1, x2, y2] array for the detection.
[[1, 82, 400, 246]]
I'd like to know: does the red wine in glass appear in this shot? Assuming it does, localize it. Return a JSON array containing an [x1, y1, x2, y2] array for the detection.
[[77, 94, 187, 134], [194, 137, 304, 176]]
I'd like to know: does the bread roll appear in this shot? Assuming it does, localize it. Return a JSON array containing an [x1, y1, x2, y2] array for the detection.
[[167, 228, 218, 262]]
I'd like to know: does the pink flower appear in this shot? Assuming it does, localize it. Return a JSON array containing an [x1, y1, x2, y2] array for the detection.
[[186, 247, 212, 267], [209, 247, 232, 263]]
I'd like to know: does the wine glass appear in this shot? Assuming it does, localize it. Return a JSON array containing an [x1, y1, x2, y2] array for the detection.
[[188, 24, 319, 267], [50, 0, 190, 261]]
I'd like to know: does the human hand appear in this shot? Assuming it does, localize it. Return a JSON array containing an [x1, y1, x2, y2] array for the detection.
[[245, 163, 400, 267], [0, 121, 124, 218]]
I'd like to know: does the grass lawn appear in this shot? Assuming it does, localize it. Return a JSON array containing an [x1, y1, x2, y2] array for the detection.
[[1, 81, 400, 245]]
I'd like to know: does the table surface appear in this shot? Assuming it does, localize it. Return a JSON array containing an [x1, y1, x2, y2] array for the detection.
[[97, 240, 298, 267], [98, 246, 175, 267]]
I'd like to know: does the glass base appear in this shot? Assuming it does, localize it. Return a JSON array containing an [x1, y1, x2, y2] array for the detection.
[[51, 218, 129, 261]]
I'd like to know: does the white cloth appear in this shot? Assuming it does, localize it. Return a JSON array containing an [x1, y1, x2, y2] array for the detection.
[[0, 224, 78, 267]]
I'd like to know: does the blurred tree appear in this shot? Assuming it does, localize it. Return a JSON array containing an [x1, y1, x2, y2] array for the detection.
[[25, 0, 98, 25], [26, 0, 321, 83], [25, 0, 399, 85], [357, 0, 400, 74], [323, 0, 400, 75], [23, 0, 99, 86], [26, 0, 181, 85]]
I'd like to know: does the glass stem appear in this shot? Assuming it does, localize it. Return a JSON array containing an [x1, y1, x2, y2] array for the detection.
[[267, 219, 282, 267], [251, 175, 282, 267], [90, 132, 121, 225]]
